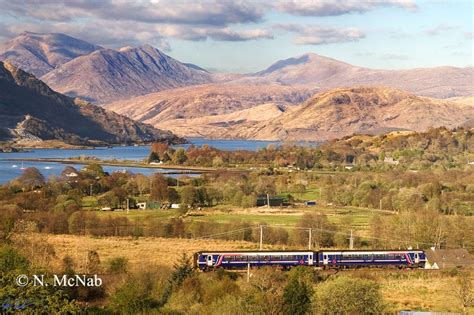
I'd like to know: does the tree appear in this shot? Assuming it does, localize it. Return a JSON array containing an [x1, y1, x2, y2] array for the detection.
[[135, 174, 149, 195], [315, 276, 385, 314], [0, 245, 81, 313], [147, 151, 159, 163], [283, 277, 313, 315], [457, 272, 473, 315], [173, 148, 188, 164], [83, 164, 105, 178], [150, 174, 168, 202], [180, 186, 196, 206], [294, 213, 334, 248], [16, 167, 45, 190]]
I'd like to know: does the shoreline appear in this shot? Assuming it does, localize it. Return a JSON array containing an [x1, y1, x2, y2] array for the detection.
[[1, 157, 218, 172]]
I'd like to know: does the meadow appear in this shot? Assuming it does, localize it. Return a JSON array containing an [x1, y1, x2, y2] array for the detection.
[[15, 233, 473, 314]]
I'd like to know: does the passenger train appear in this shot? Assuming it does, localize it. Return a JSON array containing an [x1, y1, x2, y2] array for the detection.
[[194, 250, 426, 271]]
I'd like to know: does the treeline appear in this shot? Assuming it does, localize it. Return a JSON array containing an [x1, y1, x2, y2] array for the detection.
[[149, 127, 473, 170]]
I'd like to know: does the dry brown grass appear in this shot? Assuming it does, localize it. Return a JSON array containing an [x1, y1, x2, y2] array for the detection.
[[20, 233, 261, 272], [380, 274, 464, 313], [15, 233, 472, 313]]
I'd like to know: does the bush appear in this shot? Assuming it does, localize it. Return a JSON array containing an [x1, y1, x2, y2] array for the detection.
[[315, 276, 385, 314], [282, 277, 312, 315], [107, 257, 128, 274]]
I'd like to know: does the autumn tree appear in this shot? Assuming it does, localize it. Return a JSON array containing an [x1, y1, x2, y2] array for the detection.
[[150, 174, 169, 202], [16, 167, 45, 190]]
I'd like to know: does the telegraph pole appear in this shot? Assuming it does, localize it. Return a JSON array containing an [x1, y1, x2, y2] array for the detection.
[[379, 199, 382, 211], [266, 193, 270, 208], [126, 198, 130, 214], [349, 229, 354, 249], [90, 184, 93, 196], [247, 262, 250, 282], [308, 228, 312, 250], [259, 225, 263, 250]]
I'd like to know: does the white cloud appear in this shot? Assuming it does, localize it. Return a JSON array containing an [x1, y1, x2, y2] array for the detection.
[[277, 24, 365, 45], [275, 0, 417, 16]]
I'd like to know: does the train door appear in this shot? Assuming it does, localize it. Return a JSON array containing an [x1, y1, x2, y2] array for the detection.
[[308, 253, 314, 266], [414, 253, 420, 264], [206, 255, 213, 267], [323, 254, 329, 265]]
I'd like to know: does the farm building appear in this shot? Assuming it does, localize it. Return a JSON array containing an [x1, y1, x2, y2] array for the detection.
[[256, 196, 284, 207], [425, 248, 473, 269]]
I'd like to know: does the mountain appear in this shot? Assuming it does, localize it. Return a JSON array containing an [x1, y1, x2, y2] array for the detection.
[[250, 53, 474, 98], [239, 87, 474, 141], [115, 85, 474, 141], [41, 45, 213, 103], [154, 102, 293, 138], [0, 31, 101, 77], [0, 61, 183, 146], [105, 83, 313, 124]]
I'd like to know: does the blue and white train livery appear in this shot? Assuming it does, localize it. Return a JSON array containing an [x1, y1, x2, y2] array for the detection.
[[194, 250, 426, 271], [318, 250, 426, 269], [194, 251, 315, 271]]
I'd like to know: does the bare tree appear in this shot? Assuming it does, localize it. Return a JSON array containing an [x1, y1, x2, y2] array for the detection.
[[457, 272, 473, 315]]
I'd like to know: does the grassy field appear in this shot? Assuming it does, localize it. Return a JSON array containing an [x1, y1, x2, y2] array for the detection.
[[92, 205, 392, 239], [20, 233, 472, 313], [26, 234, 261, 272]]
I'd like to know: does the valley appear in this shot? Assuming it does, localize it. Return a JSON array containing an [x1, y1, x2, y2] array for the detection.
[[0, 14, 472, 314]]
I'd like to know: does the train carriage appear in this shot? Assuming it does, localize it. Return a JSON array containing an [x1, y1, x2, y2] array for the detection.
[[194, 250, 315, 271], [194, 249, 427, 271], [318, 250, 426, 269]]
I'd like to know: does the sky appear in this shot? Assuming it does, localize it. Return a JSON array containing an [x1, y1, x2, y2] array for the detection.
[[0, 0, 472, 73]]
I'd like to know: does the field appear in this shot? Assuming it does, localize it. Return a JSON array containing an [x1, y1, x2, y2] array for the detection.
[[21, 233, 262, 272], [94, 205, 394, 238], [18, 233, 472, 314]]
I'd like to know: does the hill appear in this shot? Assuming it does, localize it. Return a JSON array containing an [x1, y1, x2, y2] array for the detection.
[[0, 31, 101, 77], [0, 61, 183, 146], [105, 82, 313, 124], [41, 45, 213, 103], [123, 86, 473, 141], [243, 87, 474, 141], [250, 53, 474, 98]]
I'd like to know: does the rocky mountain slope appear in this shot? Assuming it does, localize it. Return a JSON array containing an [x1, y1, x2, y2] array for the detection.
[[41, 45, 213, 103], [240, 87, 474, 141], [0, 31, 101, 77], [113, 86, 473, 141], [105, 83, 313, 124], [249, 53, 474, 99], [0, 62, 183, 146]]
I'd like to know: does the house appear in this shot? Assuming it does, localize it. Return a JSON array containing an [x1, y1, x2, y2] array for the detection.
[[424, 248, 473, 269], [171, 203, 181, 209], [304, 201, 317, 206], [137, 202, 147, 210], [65, 172, 78, 178], [256, 196, 284, 207]]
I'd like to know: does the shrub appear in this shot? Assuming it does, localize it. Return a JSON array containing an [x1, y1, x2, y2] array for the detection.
[[107, 257, 128, 274], [315, 276, 385, 314]]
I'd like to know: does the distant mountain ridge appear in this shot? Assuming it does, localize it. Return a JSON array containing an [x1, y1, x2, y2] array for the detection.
[[240, 86, 474, 141], [250, 53, 474, 99], [0, 31, 101, 77], [0, 61, 183, 145], [124, 86, 473, 141], [41, 45, 214, 103]]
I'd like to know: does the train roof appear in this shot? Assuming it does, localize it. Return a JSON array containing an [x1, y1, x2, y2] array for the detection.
[[195, 249, 425, 254]]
